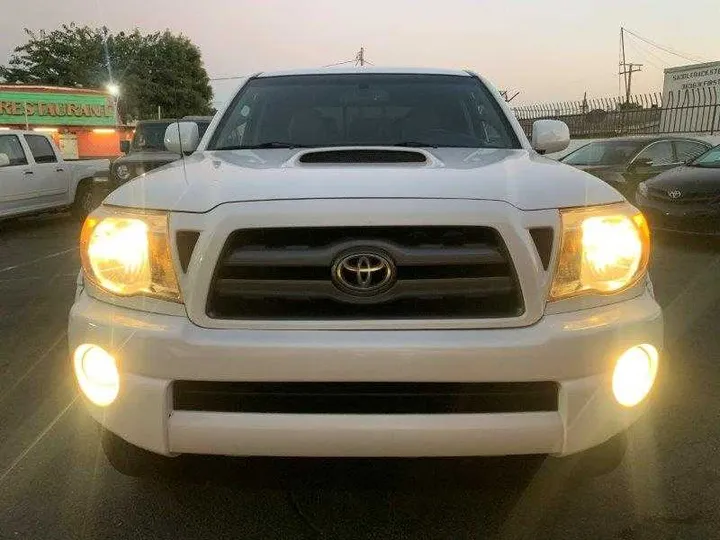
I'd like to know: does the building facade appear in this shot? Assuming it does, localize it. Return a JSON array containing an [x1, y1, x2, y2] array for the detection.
[[0, 85, 132, 159]]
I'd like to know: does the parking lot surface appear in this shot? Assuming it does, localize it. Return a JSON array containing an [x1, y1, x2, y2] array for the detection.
[[1, 214, 719, 540]]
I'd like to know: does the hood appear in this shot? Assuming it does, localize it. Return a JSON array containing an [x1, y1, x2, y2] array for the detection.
[[114, 150, 181, 166], [105, 147, 624, 212], [646, 165, 720, 193]]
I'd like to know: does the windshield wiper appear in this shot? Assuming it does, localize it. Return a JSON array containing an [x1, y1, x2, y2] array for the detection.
[[214, 142, 312, 150]]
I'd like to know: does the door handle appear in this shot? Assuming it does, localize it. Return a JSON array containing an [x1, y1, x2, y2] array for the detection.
[[23, 170, 34, 175], [56, 168, 65, 172]]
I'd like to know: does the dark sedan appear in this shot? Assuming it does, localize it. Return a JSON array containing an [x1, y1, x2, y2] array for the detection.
[[636, 144, 720, 235], [560, 136, 711, 200]]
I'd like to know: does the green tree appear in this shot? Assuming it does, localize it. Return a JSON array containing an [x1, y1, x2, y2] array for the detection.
[[0, 24, 213, 122]]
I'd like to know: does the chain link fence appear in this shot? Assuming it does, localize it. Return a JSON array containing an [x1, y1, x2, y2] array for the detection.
[[513, 87, 720, 138]]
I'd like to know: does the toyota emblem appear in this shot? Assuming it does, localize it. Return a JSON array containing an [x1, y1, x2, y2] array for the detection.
[[332, 251, 396, 295], [668, 190, 682, 199]]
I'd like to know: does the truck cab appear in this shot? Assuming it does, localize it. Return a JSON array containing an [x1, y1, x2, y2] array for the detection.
[[0, 130, 108, 220]]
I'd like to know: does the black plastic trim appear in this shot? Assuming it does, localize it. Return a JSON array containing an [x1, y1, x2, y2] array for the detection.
[[173, 381, 559, 414]]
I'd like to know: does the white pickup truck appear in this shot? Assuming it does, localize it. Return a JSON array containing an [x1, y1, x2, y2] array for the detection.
[[0, 130, 108, 220], [69, 68, 663, 477]]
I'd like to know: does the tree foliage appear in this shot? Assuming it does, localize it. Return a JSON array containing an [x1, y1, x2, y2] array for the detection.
[[0, 24, 213, 122]]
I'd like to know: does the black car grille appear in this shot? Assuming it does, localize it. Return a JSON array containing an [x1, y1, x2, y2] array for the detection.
[[206, 227, 524, 320], [172, 381, 558, 414], [647, 187, 720, 204]]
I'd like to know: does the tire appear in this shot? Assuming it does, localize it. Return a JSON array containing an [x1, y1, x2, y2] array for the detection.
[[71, 181, 96, 220], [101, 428, 176, 478], [557, 432, 628, 481]]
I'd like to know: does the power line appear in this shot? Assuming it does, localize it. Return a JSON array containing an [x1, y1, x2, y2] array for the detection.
[[623, 28, 704, 63], [626, 40, 664, 71], [323, 47, 372, 68], [627, 39, 668, 69], [211, 47, 373, 82], [323, 59, 356, 68]]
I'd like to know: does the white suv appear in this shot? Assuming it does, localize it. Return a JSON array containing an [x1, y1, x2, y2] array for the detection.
[[69, 68, 662, 476]]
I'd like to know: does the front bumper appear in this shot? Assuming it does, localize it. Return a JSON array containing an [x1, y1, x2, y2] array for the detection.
[[637, 193, 720, 235], [69, 287, 663, 458]]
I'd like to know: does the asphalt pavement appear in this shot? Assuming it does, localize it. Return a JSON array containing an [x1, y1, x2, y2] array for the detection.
[[1, 213, 719, 540]]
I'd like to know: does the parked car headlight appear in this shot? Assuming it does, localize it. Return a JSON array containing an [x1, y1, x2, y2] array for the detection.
[[115, 164, 131, 181], [549, 203, 650, 300], [80, 206, 181, 302]]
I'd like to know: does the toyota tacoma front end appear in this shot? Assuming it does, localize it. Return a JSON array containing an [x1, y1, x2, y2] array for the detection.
[[68, 68, 662, 476]]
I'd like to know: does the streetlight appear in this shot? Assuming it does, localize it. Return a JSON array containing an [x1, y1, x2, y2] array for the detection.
[[106, 83, 120, 126]]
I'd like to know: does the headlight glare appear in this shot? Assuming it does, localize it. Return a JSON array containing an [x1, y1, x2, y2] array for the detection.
[[87, 217, 150, 294], [73, 344, 119, 407], [612, 344, 658, 407], [550, 203, 650, 301], [81, 207, 181, 302]]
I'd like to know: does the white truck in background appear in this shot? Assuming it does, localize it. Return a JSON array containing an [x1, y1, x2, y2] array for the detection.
[[0, 130, 109, 220]]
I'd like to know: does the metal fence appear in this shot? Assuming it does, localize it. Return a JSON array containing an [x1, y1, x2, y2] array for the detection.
[[512, 87, 720, 138]]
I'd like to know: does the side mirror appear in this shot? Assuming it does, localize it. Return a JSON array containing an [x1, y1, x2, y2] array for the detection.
[[119, 140, 130, 154], [164, 122, 200, 154], [531, 120, 570, 154], [0, 153, 9, 167]]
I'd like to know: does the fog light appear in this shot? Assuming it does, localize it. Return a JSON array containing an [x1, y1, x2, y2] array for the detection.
[[612, 344, 658, 407], [73, 344, 119, 406]]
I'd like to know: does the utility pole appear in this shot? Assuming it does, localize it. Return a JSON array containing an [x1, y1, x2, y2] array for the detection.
[[356, 47, 365, 67], [499, 90, 520, 103], [619, 27, 642, 103]]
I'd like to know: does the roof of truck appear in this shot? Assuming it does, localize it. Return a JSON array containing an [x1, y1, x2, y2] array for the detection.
[[256, 67, 472, 78]]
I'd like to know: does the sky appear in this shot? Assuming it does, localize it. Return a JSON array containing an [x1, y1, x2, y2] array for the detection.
[[1, 0, 718, 107]]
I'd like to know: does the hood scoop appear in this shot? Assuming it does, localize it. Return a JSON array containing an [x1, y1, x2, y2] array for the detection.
[[297, 148, 429, 164]]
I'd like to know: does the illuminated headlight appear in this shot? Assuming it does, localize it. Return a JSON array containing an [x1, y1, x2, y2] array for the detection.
[[612, 344, 659, 407], [115, 164, 131, 181], [549, 203, 650, 300], [80, 207, 181, 301], [637, 182, 649, 198], [73, 344, 119, 407]]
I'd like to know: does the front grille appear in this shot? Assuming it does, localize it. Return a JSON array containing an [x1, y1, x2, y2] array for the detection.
[[173, 381, 558, 414], [206, 227, 524, 320], [648, 187, 720, 204]]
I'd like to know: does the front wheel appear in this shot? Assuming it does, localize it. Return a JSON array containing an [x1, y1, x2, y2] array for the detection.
[[71, 182, 97, 220], [101, 429, 176, 477]]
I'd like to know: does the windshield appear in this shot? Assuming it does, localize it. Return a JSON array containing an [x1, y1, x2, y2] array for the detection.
[[209, 74, 520, 150], [690, 145, 720, 168], [561, 140, 648, 166], [130, 122, 172, 151]]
